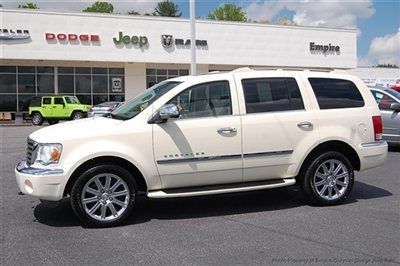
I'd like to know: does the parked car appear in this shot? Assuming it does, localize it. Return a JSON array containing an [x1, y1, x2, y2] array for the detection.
[[16, 69, 387, 227], [370, 87, 400, 145], [88, 102, 123, 117], [29, 96, 90, 126], [390, 79, 400, 92]]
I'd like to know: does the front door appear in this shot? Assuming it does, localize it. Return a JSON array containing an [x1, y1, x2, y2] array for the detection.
[[372, 90, 400, 142], [153, 80, 243, 189], [52, 97, 68, 117]]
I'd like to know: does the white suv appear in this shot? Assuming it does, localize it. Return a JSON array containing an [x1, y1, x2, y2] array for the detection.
[[15, 68, 388, 227]]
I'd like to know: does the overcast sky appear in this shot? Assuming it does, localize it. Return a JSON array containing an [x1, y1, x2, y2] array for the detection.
[[1, 0, 399, 66]]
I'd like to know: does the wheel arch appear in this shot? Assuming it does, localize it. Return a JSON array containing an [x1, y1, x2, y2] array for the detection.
[[296, 140, 361, 182], [64, 156, 148, 197]]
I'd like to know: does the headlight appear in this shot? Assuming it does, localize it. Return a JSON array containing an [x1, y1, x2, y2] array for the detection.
[[35, 144, 63, 165]]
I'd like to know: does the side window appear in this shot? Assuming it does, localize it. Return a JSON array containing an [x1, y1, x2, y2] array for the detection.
[[370, 91, 383, 104], [42, 97, 51, 105], [168, 81, 232, 119], [241, 77, 304, 114], [378, 95, 397, 110], [308, 78, 365, 109], [54, 97, 64, 105]]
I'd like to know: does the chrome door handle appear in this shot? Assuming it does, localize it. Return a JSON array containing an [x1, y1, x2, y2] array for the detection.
[[297, 121, 313, 129], [217, 127, 237, 134]]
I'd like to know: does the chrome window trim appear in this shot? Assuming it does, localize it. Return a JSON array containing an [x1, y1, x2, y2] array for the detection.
[[16, 161, 64, 176]]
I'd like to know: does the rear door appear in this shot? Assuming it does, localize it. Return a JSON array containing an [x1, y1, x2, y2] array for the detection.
[[41, 97, 52, 117], [234, 73, 317, 181]]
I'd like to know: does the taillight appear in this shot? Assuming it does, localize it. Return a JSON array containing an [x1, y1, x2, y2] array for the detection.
[[89, 108, 93, 112], [108, 107, 114, 112], [372, 116, 383, 141]]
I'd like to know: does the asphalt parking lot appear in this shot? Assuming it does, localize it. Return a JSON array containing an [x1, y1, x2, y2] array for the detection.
[[1, 126, 399, 265]]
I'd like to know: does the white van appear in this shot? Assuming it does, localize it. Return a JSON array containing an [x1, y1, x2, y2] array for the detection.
[[16, 68, 388, 227]]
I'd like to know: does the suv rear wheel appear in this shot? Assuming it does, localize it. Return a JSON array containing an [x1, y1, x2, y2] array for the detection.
[[300, 151, 354, 205], [72, 111, 84, 120], [70, 165, 137, 227], [31, 112, 44, 126]]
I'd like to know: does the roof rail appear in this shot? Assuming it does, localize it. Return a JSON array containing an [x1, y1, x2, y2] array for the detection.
[[231, 66, 338, 73]]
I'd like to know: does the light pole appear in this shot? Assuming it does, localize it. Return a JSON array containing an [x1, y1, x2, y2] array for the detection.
[[190, 0, 196, 75]]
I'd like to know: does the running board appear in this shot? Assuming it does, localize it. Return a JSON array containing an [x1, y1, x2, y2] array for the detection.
[[147, 179, 296, 199]]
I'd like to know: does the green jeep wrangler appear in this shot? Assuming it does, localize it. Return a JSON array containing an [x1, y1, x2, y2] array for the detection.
[[29, 96, 90, 126]]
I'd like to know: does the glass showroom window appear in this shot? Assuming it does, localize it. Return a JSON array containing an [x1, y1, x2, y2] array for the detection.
[[57, 67, 125, 106], [146, 68, 189, 88], [0, 66, 54, 112]]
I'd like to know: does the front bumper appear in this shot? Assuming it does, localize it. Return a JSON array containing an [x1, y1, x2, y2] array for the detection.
[[358, 141, 388, 171], [15, 161, 67, 201]]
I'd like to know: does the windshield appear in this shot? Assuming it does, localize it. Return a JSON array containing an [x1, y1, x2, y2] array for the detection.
[[111, 81, 182, 120], [385, 89, 400, 100], [65, 96, 80, 104]]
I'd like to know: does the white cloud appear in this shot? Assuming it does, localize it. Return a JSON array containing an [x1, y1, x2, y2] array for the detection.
[[359, 29, 400, 67], [245, 0, 375, 31], [1, 0, 158, 15]]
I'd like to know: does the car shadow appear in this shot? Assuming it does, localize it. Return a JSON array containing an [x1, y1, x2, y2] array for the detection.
[[33, 181, 393, 228], [389, 146, 400, 152]]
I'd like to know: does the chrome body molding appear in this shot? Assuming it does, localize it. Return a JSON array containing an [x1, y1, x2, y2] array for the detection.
[[16, 161, 64, 176], [242, 150, 293, 158], [360, 141, 387, 148], [156, 150, 293, 164]]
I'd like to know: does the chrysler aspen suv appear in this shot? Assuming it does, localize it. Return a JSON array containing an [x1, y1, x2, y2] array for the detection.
[[16, 68, 388, 227]]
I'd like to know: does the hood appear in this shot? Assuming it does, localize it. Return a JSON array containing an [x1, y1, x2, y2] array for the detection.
[[29, 117, 123, 143]]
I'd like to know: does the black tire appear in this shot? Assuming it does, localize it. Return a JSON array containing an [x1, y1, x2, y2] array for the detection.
[[300, 151, 354, 206], [31, 112, 44, 126], [70, 164, 137, 228], [48, 119, 59, 125], [72, 111, 83, 120]]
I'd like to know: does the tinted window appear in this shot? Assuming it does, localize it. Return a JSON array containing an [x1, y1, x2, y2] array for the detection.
[[371, 91, 397, 111], [42, 98, 51, 105], [169, 81, 232, 118], [58, 75, 74, 94], [54, 97, 64, 105], [242, 78, 304, 113], [309, 78, 364, 109]]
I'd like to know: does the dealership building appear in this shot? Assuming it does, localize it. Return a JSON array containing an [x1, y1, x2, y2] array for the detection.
[[0, 9, 357, 114]]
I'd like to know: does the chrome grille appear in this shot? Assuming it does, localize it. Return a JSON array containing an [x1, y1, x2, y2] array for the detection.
[[26, 138, 38, 165]]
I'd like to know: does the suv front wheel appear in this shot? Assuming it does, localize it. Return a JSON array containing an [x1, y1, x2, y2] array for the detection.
[[70, 165, 137, 227], [72, 111, 84, 120], [301, 151, 354, 206]]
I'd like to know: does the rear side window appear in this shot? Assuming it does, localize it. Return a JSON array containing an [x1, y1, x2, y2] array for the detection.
[[42, 98, 51, 105], [308, 78, 364, 109], [241, 77, 304, 113]]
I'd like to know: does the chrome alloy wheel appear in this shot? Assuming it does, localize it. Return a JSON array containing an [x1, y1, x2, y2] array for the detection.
[[81, 173, 131, 221], [313, 159, 349, 201]]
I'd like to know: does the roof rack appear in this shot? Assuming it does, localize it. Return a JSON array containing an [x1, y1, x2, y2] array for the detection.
[[231, 66, 347, 73]]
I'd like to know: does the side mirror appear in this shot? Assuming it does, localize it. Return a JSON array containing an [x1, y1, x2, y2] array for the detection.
[[390, 103, 400, 111], [159, 104, 180, 120]]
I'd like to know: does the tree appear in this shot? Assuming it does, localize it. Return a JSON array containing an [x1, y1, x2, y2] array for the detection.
[[83, 1, 113, 14], [276, 16, 297, 26], [128, 10, 141, 15], [375, 64, 399, 68], [153, 0, 182, 17], [18, 3, 38, 9], [208, 3, 247, 22]]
